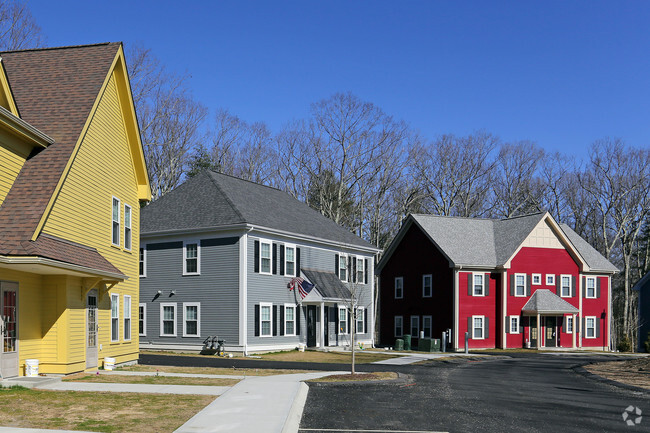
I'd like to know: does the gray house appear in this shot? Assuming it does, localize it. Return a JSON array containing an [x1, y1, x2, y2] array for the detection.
[[634, 272, 650, 352], [138, 171, 381, 353]]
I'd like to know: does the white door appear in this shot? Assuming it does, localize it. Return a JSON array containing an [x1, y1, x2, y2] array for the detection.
[[86, 292, 98, 369], [0, 282, 18, 378]]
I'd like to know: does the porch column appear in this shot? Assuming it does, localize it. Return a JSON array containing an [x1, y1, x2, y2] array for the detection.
[[572, 313, 576, 349], [536, 313, 541, 350], [319, 302, 325, 348]]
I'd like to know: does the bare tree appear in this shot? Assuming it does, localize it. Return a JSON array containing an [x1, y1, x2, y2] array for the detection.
[[0, 0, 44, 51]]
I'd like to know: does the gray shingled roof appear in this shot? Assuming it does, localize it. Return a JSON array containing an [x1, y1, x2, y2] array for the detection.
[[141, 171, 375, 249], [521, 289, 579, 314], [302, 268, 352, 300], [559, 224, 619, 273]]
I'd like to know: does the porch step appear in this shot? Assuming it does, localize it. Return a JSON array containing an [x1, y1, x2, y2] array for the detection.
[[0, 376, 62, 389]]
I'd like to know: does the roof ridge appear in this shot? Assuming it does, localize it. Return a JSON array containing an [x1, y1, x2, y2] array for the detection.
[[0, 42, 118, 55], [499, 211, 546, 221], [209, 170, 284, 193], [412, 213, 496, 222], [205, 171, 246, 222]]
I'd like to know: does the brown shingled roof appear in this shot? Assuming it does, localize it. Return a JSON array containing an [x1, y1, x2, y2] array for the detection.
[[0, 43, 124, 277]]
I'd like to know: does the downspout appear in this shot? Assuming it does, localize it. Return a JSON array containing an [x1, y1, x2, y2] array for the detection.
[[241, 226, 254, 356]]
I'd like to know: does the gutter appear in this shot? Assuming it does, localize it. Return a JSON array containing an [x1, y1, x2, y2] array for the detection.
[[0, 255, 127, 281], [0, 105, 54, 147]]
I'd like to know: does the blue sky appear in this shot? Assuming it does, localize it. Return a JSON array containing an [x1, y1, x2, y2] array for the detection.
[[27, 1, 650, 157]]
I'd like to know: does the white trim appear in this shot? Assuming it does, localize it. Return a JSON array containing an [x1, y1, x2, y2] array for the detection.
[[585, 316, 597, 339], [111, 196, 120, 247], [422, 274, 432, 298], [139, 245, 146, 277], [394, 277, 404, 299], [394, 315, 403, 337], [259, 239, 272, 275], [566, 315, 573, 334], [502, 270, 508, 349], [123, 295, 131, 341], [284, 304, 296, 336], [560, 274, 572, 298], [284, 243, 296, 277], [183, 240, 201, 275], [472, 272, 485, 296], [454, 268, 459, 350], [260, 302, 273, 337], [240, 233, 248, 354], [183, 302, 201, 337], [422, 315, 432, 338], [111, 293, 119, 342], [510, 316, 519, 334], [514, 273, 526, 297], [585, 276, 597, 298], [138, 303, 147, 337], [356, 256, 365, 283], [546, 274, 555, 285], [532, 274, 541, 285], [0, 255, 126, 280], [410, 315, 419, 337], [338, 253, 348, 282], [472, 315, 485, 340], [356, 307, 365, 334], [338, 307, 348, 334], [124, 204, 132, 251], [160, 303, 177, 337]]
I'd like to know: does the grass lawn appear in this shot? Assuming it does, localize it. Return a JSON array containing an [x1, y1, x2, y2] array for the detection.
[[0, 386, 214, 433], [123, 364, 311, 376], [585, 357, 650, 389], [308, 371, 398, 383], [63, 373, 240, 387], [142, 349, 397, 364]]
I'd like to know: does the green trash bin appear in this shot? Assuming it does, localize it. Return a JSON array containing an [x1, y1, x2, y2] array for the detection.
[[418, 338, 432, 352], [403, 334, 411, 351], [395, 338, 404, 351], [431, 338, 441, 352]]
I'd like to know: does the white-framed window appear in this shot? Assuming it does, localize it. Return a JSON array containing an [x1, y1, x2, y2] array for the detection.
[[566, 316, 573, 334], [339, 307, 348, 334], [560, 274, 572, 297], [160, 303, 177, 337], [395, 316, 403, 337], [139, 303, 146, 336], [183, 303, 200, 337], [356, 307, 365, 334], [515, 273, 526, 297], [473, 273, 484, 296], [123, 295, 131, 341], [532, 274, 541, 285], [395, 277, 403, 299], [585, 316, 596, 338], [472, 315, 485, 339], [546, 274, 555, 285], [124, 204, 132, 251], [111, 197, 120, 246], [422, 274, 432, 298], [510, 316, 519, 334], [284, 304, 296, 336], [260, 240, 272, 274], [339, 254, 348, 281], [260, 302, 272, 337], [585, 276, 596, 298], [423, 315, 432, 338], [356, 257, 365, 283], [111, 294, 119, 342], [410, 316, 419, 337], [183, 241, 200, 275], [139, 246, 146, 277], [284, 244, 296, 277]]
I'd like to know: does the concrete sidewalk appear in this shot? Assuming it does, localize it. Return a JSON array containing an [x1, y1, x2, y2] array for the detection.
[[372, 351, 488, 365]]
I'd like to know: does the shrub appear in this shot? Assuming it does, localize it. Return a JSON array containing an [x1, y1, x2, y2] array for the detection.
[[617, 335, 632, 352], [644, 332, 650, 353]]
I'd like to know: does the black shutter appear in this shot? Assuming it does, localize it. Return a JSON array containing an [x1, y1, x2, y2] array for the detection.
[[485, 317, 489, 339], [280, 306, 285, 336], [582, 276, 586, 298], [364, 258, 369, 284], [254, 304, 260, 336], [485, 273, 490, 296], [296, 248, 301, 276], [596, 318, 601, 338], [505, 316, 509, 334], [272, 243, 278, 274], [352, 258, 357, 283], [348, 256, 352, 282], [273, 305, 278, 336], [572, 276, 577, 297], [347, 309, 351, 334], [335, 303, 339, 334], [279, 245, 285, 276], [296, 307, 301, 335], [364, 309, 368, 334], [335, 254, 339, 278], [254, 240, 260, 273], [582, 317, 585, 336], [562, 316, 566, 333], [519, 317, 524, 334], [468, 274, 472, 296], [596, 278, 601, 298], [526, 275, 531, 296], [556, 277, 560, 295], [468, 316, 472, 339], [510, 275, 515, 296]]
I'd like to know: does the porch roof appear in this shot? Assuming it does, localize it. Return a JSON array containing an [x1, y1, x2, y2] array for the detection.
[[302, 268, 352, 300], [521, 289, 579, 315]]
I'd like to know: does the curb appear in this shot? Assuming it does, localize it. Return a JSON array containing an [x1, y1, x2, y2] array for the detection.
[[282, 382, 308, 433], [572, 362, 650, 394]]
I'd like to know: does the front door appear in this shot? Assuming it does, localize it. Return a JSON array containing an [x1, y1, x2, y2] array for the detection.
[[323, 306, 329, 346], [530, 317, 538, 348], [307, 305, 317, 347], [545, 316, 556, 347], [86, 292, 98, 369], [0, 282, 18, 378]]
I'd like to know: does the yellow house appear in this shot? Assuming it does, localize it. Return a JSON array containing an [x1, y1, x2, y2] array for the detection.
[[0, 43, 150, 377]]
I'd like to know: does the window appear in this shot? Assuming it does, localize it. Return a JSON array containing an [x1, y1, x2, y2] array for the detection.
[[285, 245, 296, 277], [260, 241, 272, 274], [112, 197, 120, 246], [510, 316, 519, 334], [183, 303, 200, 337], [585, 316, 596, 338], [339, 254, 348, 281], [423, 316, 432, 338], [394, 277, 403, 299], [139, 304, 146, 336], [566, 316, 573, 334], [395, 316, 403, 337], [139, 247, 146, 277], [339, 307, 348, 334], [472, 316, 484, 339], [515, 274, 526, 297], [160, 303, 177, 336], [561, 275, 572, 297], [123, 295, 131, 341], [546, 274, 555, 285], [356, 257, 365, 283], [111, 294, 119, 342], [124, 204, 132, 251], [422, 274, 432, 298], [585, 277, 596, 298], [260, 303, 272, 337], [473, 273, 484, 296], [410, 316, 419, 337], [356, 307, 365, 334], [532, 274, 541, 285], [284, 304, 296, 336], [183, 241, 200, 275]]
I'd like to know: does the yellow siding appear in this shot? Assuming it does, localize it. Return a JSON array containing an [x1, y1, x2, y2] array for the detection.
[[0, 142, 25, 207], [39, 71, 140, 370]]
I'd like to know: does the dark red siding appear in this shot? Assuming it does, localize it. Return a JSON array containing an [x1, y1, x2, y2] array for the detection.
[[459, 271, 500, 349]]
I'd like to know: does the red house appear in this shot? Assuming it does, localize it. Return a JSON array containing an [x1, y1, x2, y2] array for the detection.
[[377, 212, 617, 351]]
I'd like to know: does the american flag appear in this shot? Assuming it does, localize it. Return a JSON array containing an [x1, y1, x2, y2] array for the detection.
[[288, 277, 315, 299]]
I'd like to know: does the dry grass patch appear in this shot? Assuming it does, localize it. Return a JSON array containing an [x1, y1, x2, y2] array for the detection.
[[0, 386, 214, 432], [64, 373, 240, 387], [124, 364, 311, 376], [585, 357, 650, 389], [254, 349, 396, 364], [308, 371, 398, 383]]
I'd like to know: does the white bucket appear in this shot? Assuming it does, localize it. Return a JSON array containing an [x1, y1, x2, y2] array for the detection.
[[25, 359, 39, 377], [104, 357, 115, 371], [298, 343, 305, 352]]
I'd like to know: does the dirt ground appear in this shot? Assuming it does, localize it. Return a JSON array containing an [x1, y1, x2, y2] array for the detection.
[[584, 357, 650, 389]]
